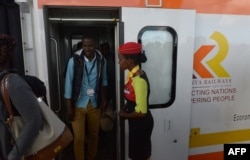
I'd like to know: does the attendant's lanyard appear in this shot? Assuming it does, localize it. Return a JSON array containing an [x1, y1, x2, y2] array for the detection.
[[85, 59, 96, 85]]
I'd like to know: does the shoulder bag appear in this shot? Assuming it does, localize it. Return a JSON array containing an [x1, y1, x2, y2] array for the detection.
[[100, 103, 115, 132], [1, 74, 73, 160]]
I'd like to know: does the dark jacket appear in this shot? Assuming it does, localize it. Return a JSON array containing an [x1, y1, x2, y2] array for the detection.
[[71, 49, 105, 107]]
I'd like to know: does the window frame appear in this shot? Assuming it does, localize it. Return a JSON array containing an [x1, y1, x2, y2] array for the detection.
[[138, 26, 177, 108]]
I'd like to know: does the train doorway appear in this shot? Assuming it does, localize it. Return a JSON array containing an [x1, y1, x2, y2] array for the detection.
[[44, 7, 122, 160]]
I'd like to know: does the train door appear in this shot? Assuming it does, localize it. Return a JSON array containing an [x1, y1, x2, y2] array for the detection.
[[120, 7, 196, 160]]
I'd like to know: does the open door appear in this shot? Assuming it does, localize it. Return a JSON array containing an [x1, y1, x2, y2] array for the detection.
[[121, 7, 196, 160]]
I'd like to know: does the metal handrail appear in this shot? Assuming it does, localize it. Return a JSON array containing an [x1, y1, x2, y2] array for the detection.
[[50, 37, 62, 113], [49, 18, 119, 22]]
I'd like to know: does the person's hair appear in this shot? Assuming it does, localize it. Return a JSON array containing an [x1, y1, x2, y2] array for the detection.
[[123, 51, 147, 64], [100, 42, 110, 49], [81, 34, 97, 44], [76, 41, 82, 49]]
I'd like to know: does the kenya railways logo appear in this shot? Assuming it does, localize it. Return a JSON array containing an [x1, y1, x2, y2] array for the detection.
[[193, 31, 230, 78], [192, 32, 235, 104]]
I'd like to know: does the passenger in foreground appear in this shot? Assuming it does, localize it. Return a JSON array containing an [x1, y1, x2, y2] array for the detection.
[[0, 34, 43, 160]]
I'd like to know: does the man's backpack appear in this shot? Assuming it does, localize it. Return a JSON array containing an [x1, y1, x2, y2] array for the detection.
[[7, 69, 48, 105]]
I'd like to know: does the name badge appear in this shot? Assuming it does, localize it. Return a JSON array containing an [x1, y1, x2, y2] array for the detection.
[[87, 88, 95, 96]]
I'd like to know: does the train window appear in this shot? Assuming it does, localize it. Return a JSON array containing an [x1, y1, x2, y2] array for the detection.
[[138, 26, 177, 108]]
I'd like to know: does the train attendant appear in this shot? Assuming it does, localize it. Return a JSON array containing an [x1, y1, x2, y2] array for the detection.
[[118, 42, 154, 160]]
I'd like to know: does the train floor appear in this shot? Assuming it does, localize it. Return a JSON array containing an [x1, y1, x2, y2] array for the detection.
[[57, 129, 116, 160]]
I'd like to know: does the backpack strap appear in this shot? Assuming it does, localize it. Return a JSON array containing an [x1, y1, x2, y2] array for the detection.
[[0, 73, 14, 123]]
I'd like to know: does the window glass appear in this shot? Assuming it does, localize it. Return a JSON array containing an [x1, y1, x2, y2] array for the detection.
[[138, 26, 177, 108]]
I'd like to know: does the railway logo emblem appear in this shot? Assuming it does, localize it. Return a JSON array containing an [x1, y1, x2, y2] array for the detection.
[[193, 31, 230, 78]]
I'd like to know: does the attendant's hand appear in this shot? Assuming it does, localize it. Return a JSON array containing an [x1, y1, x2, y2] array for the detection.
[[119, 110, 127, 119]]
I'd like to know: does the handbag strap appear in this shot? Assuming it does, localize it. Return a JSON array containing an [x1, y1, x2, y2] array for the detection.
[[0, 74, 14, 120]]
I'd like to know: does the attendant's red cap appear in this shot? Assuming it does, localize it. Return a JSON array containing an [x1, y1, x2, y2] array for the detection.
[[118, 42, 142, 54]]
